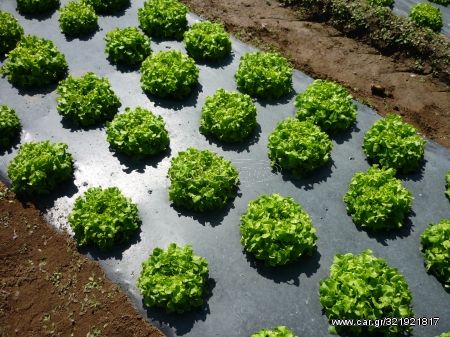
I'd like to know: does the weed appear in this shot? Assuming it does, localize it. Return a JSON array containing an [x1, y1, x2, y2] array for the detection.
[[86, 326, 101, 337]]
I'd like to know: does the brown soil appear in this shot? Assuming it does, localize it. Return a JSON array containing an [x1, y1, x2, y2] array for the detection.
[[0, 183, 164, 337], [181, 0, 450, 148]]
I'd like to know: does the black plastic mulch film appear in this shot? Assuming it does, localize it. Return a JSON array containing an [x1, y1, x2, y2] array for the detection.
[[0, 0, 449, 336]]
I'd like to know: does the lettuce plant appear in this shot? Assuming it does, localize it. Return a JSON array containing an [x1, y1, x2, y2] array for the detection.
[[268, 118, 332, 176], [446, 170, 450, 200], [7, 141, 73, 195], [58, 1, 98, 37], [68, 187, 140, 249], [16, 0, 59, 14], [240, 194, 317, 267], [0, 105, 21, 148], [1, 35, 68, 87], [409, 2, 443, 32], [367, 0, 394, 6], [83, 0, 129, 14], [295, 79, 357, 133], [436, 333, 450, 337], [344, 166, 412, 231], [320, 250, 414, 336], [105, 27, 151, 66], [168, 148, 239, 212], [251, 326, 298, 337], [235, 52, 293, 99], [138, 0, 188, 40], [199, 89, 257, 143], [137, 243, 209, 313], [0, 11, 24, 55], [363, 114, 425, 174], [106, 107, 170, 157], [183, 21, 232, 61], [140, 50, 199, 99], [56, 72, 121, 127], [420, 219, 450, 289]]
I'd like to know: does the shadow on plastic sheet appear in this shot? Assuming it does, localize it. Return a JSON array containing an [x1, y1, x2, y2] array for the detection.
[[364, 157, 427, 183], [16, 176, 79, 211], [172, 190, 241, 227], [272, 159, 334, 191], [196, 52, 235, 69], [397, 158, 427, 182], [256, 89, 296, 107], [0, 134, 21, 156], [244, 247, 321, 285], [108, 59, 141, 73], [331, 123, 361, 145], [356, 210, 415, 246], [104, 1, 131, 18], [424, 271, 450, 294], [111, 147, 172, 174], [78, 226, 142, 261], [16, 82, 60, 97], [64, 28, 100, 43], [148, 35, 185, 45], [60, 115, 110, 132], [145, 83, 203, 111], [144, 278, 216, 336], [18, 8, 57, 21], [203, 123, 261, 154]]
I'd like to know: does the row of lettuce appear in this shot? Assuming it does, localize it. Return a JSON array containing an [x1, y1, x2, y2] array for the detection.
[[281, 0, 450, 84], [1, 0, 450, 335], [370, 0, 446, 32]]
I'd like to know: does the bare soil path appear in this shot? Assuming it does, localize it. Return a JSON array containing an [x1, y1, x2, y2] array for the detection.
[[0, 183, 165, 337], [181, 0, 450, 148]]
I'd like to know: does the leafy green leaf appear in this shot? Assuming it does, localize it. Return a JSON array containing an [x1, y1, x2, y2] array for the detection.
[[58, 1, 98, 37], [0, 11, 24, 55], [138, 0, 188, 40], [168, 148, 239, 212], [56, 72, 121, 127], [137, 243, 209, 313], [0, 105, 21, 148], [7, 141, 73, 195], [183, 20, 232, 61], [436, 332, 450, 337], [295, 79, 357, 133], [319, 250, 414, 336], [344, 166, 413, 231], [363, 114, 426, 174], [1, 35, 68, 87], [409, 2, 443, 32], [199, 88, 257, 143], [140, 50, 199, 99], [16, 0, 59, 14], [83, 0, 129, 15], [420, 219, 450, 289], [240, 194, 317, 267], [68, 187, 140, 249], [105, 27, 151, 66], [235, 52, 293, 99], [106, 107, 169, 157], [251, 326, 298, 337], [268, 118, 332, 175]]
